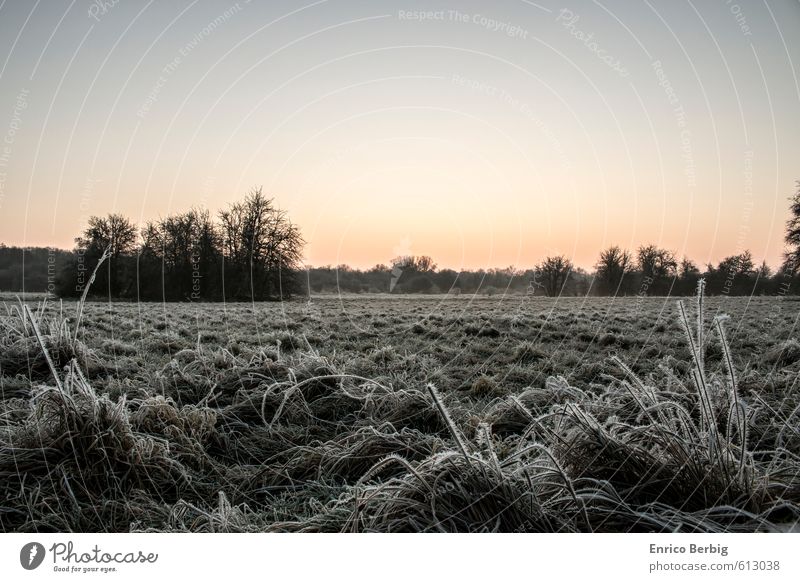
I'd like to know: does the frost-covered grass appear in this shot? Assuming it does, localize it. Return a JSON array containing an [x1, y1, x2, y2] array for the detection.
[[1, 291, 799, 532]]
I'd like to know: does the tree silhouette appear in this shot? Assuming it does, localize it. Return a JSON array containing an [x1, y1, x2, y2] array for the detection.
[[74, 214, 137, 296], [390, 255, 437, 272], [783, 180, 800, 275], [388, 255, 438, 292], [636, 244, 677, 295], [218, 188, 304, 299], [677, 256, 701, 295], [595, 246, 632, 296], [538, 255, 573, 297], [718, 250, 755, 278], [140, 209, 221, 300]]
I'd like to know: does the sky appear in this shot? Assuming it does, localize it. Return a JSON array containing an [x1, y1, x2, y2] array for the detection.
[[0, 0, 799, 271]]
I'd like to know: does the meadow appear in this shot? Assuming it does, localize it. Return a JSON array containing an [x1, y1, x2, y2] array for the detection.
[[1, 291, 799, 532]]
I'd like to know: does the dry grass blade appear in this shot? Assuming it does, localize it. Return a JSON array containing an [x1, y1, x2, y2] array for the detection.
[[678, 299, 716, 449], [426, 382, 471, 462], [73, 245, 111, 346], [23, 304, 63, 392], [714, 315, 748, 484]]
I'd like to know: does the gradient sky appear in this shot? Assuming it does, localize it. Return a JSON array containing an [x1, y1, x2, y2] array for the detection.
[[0, 0, 799, 270]]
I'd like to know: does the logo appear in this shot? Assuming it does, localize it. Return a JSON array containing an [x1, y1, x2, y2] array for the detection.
[[389, 236, 413, 292], [20, 542, 46, 570]]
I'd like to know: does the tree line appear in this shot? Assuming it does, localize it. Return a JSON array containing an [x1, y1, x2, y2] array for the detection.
[[0, 246, 73, 294], [55, 188, 304, 300], [310, 246, 787, 297], [2, 182, 800, 299], [309, 181, 800, 297]]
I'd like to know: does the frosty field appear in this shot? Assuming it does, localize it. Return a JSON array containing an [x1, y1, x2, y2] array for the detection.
[[1, 293, 799, 532]]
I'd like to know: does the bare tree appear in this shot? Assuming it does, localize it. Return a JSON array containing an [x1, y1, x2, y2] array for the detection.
[[637, 244, 677, 294], [141, 209, 221, 299], [390, 255, 437, 272], [637, 244, 677, 278], [538, 255, 573, 297], [388, 255, 438, 292], [76, 213, 137, 296], [218, 188, 304, 299], [414, 255, 437, 272], [77, 213, 137, 258], [595, 246, 632, 295]]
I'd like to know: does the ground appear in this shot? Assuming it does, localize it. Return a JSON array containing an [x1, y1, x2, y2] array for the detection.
[[1, 294, 799, 532]]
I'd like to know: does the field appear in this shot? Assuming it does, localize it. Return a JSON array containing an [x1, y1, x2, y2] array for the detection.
[[1, 292, 799, 532]]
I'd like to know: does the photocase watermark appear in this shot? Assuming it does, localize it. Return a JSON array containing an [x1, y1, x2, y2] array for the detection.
[[75, 247, 88, 293], [47, 247, 58, 295], [768, 256, 795, 324], [652, 60, 695, 190], [452, 74, 571, 170], [636, 275, 654, 303], [190, 250, 202, 300], [87, 0, 121, 22], [137, 2, 250, 119], [187, 175, 215, 300], [422, 477, 464, 501], [0, 87, 30, 210], [75, 178, 99, 293], [653, 60, 679, 107], [303, 295, 323, 318], [52, 541, 157, 573], [20, 540, 158, 573], [725, 0, 752, 37], [78, 177, 98, 229], [3, 88, 29, 144], [398, 9, 529, 39], [509, 271, 545, 326], [20, 542, 46, 570], [721, 149, 755, 295], [555, 9, 629, 78], [389, 236, 413, 292]]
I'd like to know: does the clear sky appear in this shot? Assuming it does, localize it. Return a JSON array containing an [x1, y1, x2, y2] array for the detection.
[[0, 0, 799, 270]]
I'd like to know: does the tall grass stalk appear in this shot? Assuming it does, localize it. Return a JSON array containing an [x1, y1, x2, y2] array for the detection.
[[23, 304, 63, 392], [426, 382, 471, 462], [73, 245, 111, 346]]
